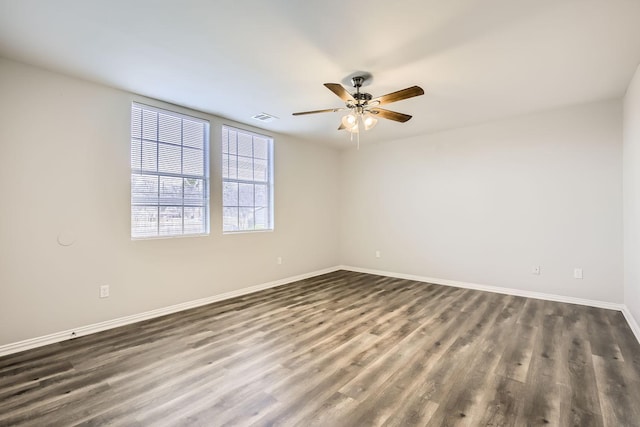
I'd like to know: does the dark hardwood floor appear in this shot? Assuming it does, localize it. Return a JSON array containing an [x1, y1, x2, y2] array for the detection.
[[1, 270, 639, 426]]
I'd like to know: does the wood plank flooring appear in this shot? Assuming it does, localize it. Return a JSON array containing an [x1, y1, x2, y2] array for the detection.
[[1, 270, 639, 426]]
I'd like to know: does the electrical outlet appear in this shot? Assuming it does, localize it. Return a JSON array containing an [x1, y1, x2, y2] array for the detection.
[[532, 266, 540, 275], [375, 250, 381, 258], [276, 256, 283, 265], [574, 268, 583, 279], [99, 284, 110, 298]]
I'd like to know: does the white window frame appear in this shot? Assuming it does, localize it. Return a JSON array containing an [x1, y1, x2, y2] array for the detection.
[[130, 102, 210, 239], [222, 125, 274, 233]]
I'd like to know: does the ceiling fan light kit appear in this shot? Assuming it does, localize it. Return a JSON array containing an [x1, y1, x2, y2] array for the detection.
[[341, 112, 378, 133], [293, 73, 424, 147]]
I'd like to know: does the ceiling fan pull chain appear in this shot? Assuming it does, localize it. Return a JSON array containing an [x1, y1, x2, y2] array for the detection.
[[357, 115, 361, 150]]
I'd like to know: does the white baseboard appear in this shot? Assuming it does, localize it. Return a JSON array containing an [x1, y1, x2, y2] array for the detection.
[[621, 306, 640, 344], [339, 265, 625, 311], [2, 265, 637, 357], [341, 266, 640, 345], [0, 266, 341, 358]]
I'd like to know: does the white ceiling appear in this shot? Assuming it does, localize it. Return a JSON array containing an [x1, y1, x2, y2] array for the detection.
[[1, 0, 640, 147]]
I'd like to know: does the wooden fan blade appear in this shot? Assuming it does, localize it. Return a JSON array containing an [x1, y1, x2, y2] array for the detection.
[[370, 108, 412, 123], [372, 86, 424, 106], [324, 83, 355, 102], [292, 108, 345, 116]]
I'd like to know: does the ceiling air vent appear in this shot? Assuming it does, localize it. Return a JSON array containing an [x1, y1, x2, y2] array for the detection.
[[251, 112, 278, 123]]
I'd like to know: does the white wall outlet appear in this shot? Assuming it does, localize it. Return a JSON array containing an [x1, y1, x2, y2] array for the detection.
[[99, 284, 110, 298], [375, 250, 381, 258], [574, 268, 583, 279], [532, 266, 540, 275], [276, 256, 283, 265]]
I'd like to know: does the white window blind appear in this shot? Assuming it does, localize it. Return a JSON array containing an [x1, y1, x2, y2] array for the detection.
[[222, 126, 274, 232], [131, 103, 210, 238]]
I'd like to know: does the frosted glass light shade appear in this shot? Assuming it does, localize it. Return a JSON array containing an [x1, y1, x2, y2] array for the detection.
[[363, 113, 378, 130], [341, 113, 357, 130]]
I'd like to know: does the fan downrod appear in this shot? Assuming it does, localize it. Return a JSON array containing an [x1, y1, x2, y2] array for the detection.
[[351, 76, 373, 103], [351, 76, 366, 88]]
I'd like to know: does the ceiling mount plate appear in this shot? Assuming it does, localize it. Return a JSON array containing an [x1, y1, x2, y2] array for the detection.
[[341, 71, 373, 88]]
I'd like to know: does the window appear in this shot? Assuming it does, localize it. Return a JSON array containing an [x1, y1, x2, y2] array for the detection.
[[222, 126, 274, 232], [130, 103, 209, 238]]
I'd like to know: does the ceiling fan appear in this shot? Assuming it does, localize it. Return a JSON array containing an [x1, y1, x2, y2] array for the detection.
[[292, 75, 424, 134]]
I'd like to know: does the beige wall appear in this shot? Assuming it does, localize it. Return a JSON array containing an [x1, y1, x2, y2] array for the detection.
[[624, 64, 640, 323], [0, 58, 341, 345], [0, 56, 631, 348], [339, 101, 623, 303]]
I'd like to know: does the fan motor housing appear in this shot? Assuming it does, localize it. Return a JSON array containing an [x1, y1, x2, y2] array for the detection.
[[352, 92, 372, 101]]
